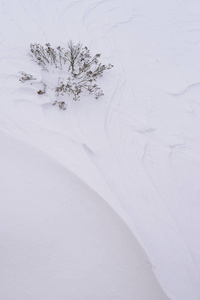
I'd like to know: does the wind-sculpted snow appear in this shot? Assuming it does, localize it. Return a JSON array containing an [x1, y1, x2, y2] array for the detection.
[[0, 0, 200, 299], [0, 130, 170, 300]]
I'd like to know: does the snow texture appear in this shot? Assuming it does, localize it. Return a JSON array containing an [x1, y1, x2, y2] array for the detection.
[[0, 0, 200, 299]]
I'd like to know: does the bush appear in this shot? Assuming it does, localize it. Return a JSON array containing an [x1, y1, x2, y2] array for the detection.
[[19, 41, 113, 109]]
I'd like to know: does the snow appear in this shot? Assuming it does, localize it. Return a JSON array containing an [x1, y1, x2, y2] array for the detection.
[[0, 0, 200, 299], [0, 130, 168, 300]]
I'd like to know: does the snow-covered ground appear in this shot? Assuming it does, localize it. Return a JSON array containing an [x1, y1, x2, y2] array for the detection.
[[0, 0, 200, 299]]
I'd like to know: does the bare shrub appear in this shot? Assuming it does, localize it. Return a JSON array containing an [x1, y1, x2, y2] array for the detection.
[[19, 41, 113, 109]]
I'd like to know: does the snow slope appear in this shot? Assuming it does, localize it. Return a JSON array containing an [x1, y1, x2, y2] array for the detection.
[[0, 0, 200, 299], [0, 130, 168, 300]]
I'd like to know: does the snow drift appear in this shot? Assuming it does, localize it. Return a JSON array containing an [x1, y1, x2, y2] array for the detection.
[[0, 0, 200, 299]]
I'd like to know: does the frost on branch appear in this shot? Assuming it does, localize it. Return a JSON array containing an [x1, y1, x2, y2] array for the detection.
[[19, 41, 113, 109], [19, 71, 36, 83]]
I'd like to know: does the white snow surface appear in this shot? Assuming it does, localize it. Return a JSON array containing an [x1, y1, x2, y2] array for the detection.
[[0, 0, 200, 299]]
